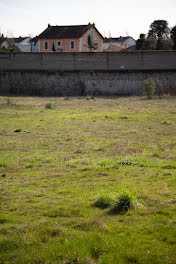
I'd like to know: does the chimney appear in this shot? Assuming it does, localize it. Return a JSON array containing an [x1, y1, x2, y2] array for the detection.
[[48, 23, 51, 28]]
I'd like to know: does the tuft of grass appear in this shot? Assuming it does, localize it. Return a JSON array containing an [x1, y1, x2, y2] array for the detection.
[[6, 98, 12, 105], [14, 128, 22, 133], [94, 191, 136, 213], [94, 194, 115, 209], [0, 216, 7, 224], [111, 191, 136, 214], [143, 78, 156, 99], [45, 102, 56, 109]]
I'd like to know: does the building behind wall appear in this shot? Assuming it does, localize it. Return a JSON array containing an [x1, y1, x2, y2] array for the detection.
[[103, 36, 136, 52], [34, 23, 104, 52], [14, 37, 31, 52]]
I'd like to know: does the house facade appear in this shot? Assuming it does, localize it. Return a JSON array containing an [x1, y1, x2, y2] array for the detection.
[[36, 23, 104, 52]]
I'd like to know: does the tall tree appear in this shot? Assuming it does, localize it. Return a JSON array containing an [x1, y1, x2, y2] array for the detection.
[[171, 25, 176, 50], [148, 20, 170, 49]]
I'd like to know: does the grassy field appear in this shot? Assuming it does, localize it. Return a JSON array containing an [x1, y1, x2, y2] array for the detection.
[[0, 96, 176, 264]]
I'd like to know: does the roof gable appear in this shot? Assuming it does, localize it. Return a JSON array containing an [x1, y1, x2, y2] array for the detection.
[[104, 37, 135, 43], [37, 24, 104, 40], [14, 37, 29, 43]]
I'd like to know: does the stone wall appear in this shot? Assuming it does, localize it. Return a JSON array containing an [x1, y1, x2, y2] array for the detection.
[[0, 52, 176, 96]]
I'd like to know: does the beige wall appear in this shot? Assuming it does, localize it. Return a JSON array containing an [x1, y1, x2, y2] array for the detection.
[[81, 26, 103, 52], [39, 26, 103, 52], [40, 38, 79, 52]]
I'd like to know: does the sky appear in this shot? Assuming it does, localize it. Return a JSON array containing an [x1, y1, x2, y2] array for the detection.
[[0, 0, 176, 39]]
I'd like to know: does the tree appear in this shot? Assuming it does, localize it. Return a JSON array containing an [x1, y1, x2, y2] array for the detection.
[[148, 20, 170, 50], [136, 34, 146, 50], [171, 25, 176, 50], [136, 33, 157, 50]]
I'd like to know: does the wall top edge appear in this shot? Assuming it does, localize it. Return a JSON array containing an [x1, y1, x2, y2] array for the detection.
[[1, 51, 176, 55]]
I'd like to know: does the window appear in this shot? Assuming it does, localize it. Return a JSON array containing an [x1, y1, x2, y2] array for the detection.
[[58, 41, 62, 50], [70, 40, 75, 50], [94, 44, 98, 51], [44, 41, 48, 50]]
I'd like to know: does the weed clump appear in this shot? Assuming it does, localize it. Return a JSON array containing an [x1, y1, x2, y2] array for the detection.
[[111, 191, 135, 214], [94, 191, 136, 214], [94, 195, 115, 209], [143, 78, 156, 99], [45, 102, 56, 109], [6, 98, 12, 105]]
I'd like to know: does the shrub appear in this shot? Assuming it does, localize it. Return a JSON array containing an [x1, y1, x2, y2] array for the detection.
[[143, 78, 156, 99], [111, 191, 135, 214], [94, 194, 115, 209], [45, 102, 56, 109], [6, 98, 12, 105]]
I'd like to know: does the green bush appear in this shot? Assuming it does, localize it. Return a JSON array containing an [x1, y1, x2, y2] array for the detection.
[[94, 194, 115, 209], [6, 98, 12, 105], [111, 191, 135, 214], [45, 102, 56, 109], [143, 78, 156, 99]]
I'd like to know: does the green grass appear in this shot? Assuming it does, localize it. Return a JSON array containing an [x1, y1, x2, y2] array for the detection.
[[0, 96, 176, 264]]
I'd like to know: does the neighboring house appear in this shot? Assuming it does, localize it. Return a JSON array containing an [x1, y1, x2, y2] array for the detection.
[[30, 36, 39, 52], [0, 36, 20, 51], [0, 36, 31, 52], [36, 23, 104, 52], [103, 36, 136, 51], [14, 37, 31, 52]]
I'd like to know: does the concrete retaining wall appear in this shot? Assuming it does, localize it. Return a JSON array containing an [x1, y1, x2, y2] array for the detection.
[[0, 52, 176, 96], [1, 70, 176, 96]]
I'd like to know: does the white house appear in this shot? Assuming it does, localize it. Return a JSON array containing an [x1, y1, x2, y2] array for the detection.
[[103, 36, 136, 51], [30, 36, 39, 52], [14, 37, 31, 52]]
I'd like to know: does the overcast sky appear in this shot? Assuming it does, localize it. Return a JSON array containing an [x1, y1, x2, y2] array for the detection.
[[0, 0, 175, 39]]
